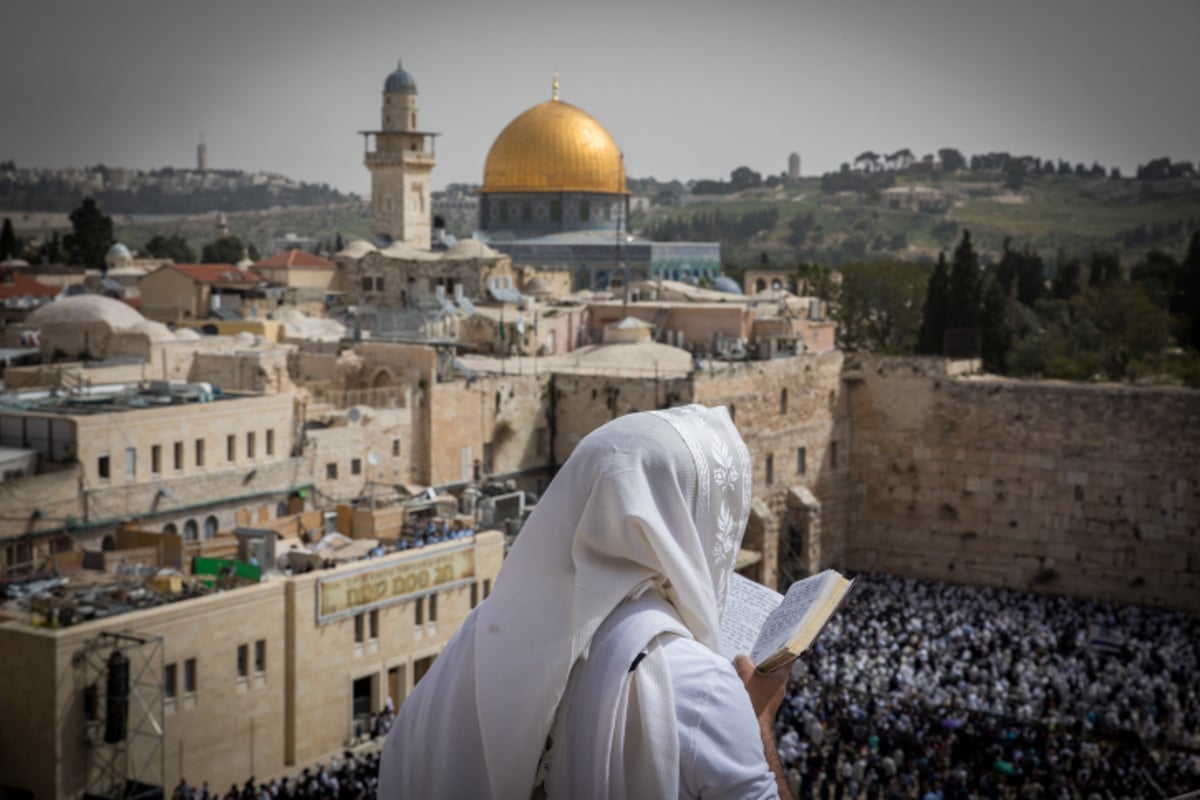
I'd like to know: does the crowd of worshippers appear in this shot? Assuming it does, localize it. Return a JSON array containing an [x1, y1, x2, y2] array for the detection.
[[172, 749, 384, 800], [773, 572, 1200, 799], [395, 517, 475, 550]]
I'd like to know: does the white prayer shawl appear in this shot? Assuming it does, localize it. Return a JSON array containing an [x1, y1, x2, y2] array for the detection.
[[378, 405, 752, 799]]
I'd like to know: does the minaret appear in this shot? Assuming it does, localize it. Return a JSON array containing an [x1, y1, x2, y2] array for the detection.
[[360, 60, 438, 249], [198, 136, 208, 172]]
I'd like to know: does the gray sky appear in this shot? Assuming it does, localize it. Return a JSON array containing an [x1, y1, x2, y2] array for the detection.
[[5, 0, 1198, 195]]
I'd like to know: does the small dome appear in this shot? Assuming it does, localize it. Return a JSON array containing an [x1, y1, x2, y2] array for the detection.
[[107, 243, 131, 260], [445, 238, 500, 259], [712, 276, 743, 294], [28, 295, 145, 329], [384, 60, 417, 94], [337, 239, 378, 258]]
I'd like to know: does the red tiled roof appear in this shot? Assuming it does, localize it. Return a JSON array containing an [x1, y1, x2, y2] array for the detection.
[[169, 264, 263, 284], [253, 249, 334, 269], [0, 270, 61, 299]]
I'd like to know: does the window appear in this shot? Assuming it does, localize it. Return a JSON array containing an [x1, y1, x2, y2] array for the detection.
[[163, 523, 178, 536], [237, 644, 249, 678], [780, 388, 788, 415], [392, 438, 400, 457], [227, 435, 236, 462], [164, 663, 177, 699], [195, 439, 205, 467], [183, 658, 197, 694], [729, 404, 736, 423], [429, 593, 438, 622], [183, 519, 199, 542], [580, 200, 590, 221], [174, 442, 183, 470], [797, 447, 807, 476], [351, 458, 362, 475], [124, 447, 136, 478], [326, 462, 338, 480], [354, 613, 365, 643], [266, 430, 274, 456], [254, 639, 266, 672], [98, 455, 110, 480], [415, 597, 424, 625], [203, 515, 218, 539], [765, 453, 774, 485], [361, 275, 384, 292], [830, 441, 838, 469], [471, 582, 479, 609], [483, 579, 491, 600], [247, 432, 256, 459], [368, 610, 379, 639], [151, 445, 162, 475]]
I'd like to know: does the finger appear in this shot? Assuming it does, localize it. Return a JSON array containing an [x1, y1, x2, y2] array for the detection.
[[733, 654, 755, 682]]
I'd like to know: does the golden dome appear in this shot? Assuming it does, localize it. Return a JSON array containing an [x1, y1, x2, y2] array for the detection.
[[482, 99, 627, 195]]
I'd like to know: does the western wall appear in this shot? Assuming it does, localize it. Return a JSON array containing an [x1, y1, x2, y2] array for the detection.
[[842, 355, 1200, 613]]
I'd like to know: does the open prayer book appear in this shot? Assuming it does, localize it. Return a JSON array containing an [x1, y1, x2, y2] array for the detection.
[[718, 569, 855, 672]]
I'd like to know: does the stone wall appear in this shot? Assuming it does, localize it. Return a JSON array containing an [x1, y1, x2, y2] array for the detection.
[[845, 356, 1200, 612], [693, 351, 850, 588]]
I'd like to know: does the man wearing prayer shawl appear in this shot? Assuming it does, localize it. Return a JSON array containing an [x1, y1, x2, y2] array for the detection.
[[379, 405, 794, 799]]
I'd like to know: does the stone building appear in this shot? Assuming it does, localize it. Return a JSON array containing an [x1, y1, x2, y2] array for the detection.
[[0, 532, 504, 799]]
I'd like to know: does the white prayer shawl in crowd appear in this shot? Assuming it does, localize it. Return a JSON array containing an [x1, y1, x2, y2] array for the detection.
[[378, 405, 752, 799]]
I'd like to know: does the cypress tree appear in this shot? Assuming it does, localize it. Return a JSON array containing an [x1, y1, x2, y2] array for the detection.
[[917, 252, 950, 354], [0, 218, 15, 260], [947, 230, 982, 329]]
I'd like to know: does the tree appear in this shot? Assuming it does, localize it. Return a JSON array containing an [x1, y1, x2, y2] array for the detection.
[[144, 234, 196, 263], [729, 166, 762, 191], [0, 218, 16, 260], [979, 278, 1011, 372], [334, 232, 346, 252], [937, 148, 966, 172], [64, 197, 114, 270], [854, 152, 880, 172], [917, 252, 950, 354], [201, 235, 246, 264], [833, 260, 929, 353], [946, 230, 982, 329], [1180, 232, 1200, 350], [1052, 257, 1083, 300], [1087, 252, 1121, 288]]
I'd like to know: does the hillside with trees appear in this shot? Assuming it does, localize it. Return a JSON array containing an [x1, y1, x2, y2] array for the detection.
[[635, 152, 1200, 269]]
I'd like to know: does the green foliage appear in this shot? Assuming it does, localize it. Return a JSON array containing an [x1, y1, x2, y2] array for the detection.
[[201, 235, 246, 264], [833, 260, 929, 353], [64, 197, 114, 270], [917, 252, 950, 354], [947, 230, 982, 329], [143, 234, 195, 263], [0, 218, 15, 260]]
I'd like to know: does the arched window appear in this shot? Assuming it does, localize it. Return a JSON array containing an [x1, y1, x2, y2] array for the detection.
[[277, 501, 289, 518], [203, 515, 219, 539], [163, 523, 178, 536], [183, 519, 199, 542], [102, 535, 116, 552]]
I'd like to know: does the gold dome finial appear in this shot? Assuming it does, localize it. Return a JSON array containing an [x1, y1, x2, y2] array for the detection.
[[552, 69, 559, 101]]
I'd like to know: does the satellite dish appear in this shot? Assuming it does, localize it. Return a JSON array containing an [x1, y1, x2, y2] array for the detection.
[[347, 407, 362, 424], [367, 451, 380, 467]]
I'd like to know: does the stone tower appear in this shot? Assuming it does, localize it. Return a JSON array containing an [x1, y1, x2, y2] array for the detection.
[[361, 60, 438, 249], [788, 152, 800, 182]]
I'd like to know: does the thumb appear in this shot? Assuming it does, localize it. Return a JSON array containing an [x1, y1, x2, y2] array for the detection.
[[733, 653, 755, 681]]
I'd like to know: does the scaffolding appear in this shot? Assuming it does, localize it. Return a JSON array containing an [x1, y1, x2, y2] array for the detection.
[[72, 631, 165, 800]]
